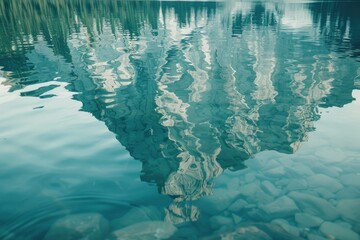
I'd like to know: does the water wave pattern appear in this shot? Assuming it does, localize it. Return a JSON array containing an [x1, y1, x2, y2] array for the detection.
[[0, 0, 360, 238]]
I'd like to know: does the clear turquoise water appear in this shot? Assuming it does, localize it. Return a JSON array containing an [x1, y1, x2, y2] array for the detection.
[[0, 0, 360, 239]]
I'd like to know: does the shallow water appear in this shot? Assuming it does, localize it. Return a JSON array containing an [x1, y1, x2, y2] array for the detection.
[[0, 0, 360, 239]]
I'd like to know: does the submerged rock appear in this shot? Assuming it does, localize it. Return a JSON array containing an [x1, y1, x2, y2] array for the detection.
[[110, 206, 162, 230], [237, 182, 273, 204], [246, 209, 266, 221], [287, 179, 308, 191], [228, 199, 248, 213], [308, 174, 343, 193], [318, 165, 342, 178], [44, 213, 109, 240], [231, 213, 243, 224], [337, 187, 360, 199], [199, 188, 238, 215], [171, 225, 199, 240], [295, 213, 323, 228], [285, 164, 314, 177], [260, 196, 299, 219], [340, 174, 360, 188], [261, 181, 281, 196], [320, 222, 359, 240], [271, 219, 300, 237], [202, 222, 302, 240], [265, 166, 286, 178], [244, 172, 257, 183], [336, 221, 353, 230], [209, 215, 233, 230], [313, 188, 336, 199], [288, 191, 339, 221], [111, 221, 177, 240], [337, 199, 360, 223], [215, 225, 272, 240], [306, 233, 328, 240]]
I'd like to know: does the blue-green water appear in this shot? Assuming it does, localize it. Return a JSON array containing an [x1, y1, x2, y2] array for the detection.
[[0, 0, 360, 239]]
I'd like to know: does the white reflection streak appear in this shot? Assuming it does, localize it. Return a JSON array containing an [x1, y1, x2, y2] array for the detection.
[[248, 28, 278, 103]]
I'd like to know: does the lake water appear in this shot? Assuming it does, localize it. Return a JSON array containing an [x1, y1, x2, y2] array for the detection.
[[0, 0, 360, 239]]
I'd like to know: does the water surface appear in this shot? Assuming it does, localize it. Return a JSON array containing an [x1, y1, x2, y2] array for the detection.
[[0, 0, 360, 239]]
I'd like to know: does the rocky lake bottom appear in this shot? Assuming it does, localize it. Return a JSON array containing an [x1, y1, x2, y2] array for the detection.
[[35, 147, 360, 240]]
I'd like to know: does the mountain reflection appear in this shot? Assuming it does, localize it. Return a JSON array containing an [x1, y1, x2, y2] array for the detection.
[[1, 0, 360, 224]]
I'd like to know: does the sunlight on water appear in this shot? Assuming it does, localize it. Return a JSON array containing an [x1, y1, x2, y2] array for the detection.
[[0, 0, 359, 239]]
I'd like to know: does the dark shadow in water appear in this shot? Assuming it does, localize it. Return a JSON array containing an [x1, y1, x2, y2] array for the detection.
[[0, 0, 359, 223]]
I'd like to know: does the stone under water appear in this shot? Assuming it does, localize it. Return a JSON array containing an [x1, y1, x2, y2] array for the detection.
[[111, 221, 177, 240], [202, 223, 303, 240], [288, 191, 339, 221], [44, 213, 109, 240], [320, 222, 359, 240]]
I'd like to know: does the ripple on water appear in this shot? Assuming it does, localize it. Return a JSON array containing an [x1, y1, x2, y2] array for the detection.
[[0, 194, 132, 240]]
